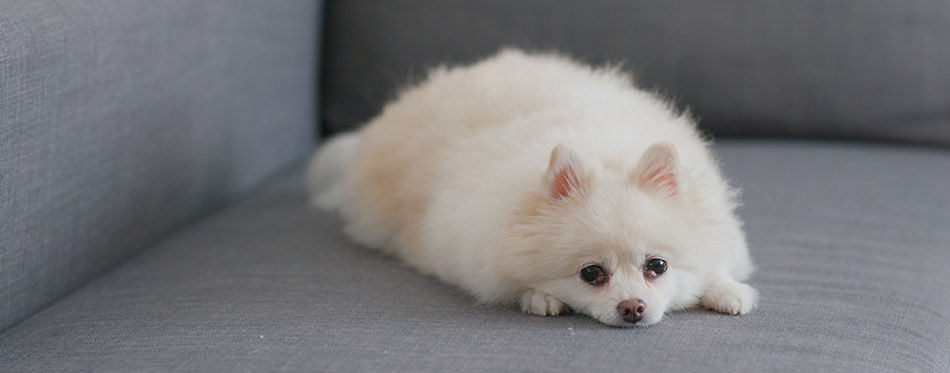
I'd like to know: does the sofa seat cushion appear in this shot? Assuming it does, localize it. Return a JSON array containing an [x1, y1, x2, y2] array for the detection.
[[1, 141, 948, 371]]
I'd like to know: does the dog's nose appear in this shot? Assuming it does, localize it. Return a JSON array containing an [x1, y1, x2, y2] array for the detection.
[[618, 299, 646, 323]]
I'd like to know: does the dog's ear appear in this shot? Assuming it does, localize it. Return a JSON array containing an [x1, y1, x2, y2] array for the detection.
[[632, 142, 681, 198], [545, 144, 590, 199]]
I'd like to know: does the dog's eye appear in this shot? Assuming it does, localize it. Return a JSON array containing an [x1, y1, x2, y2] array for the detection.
[[645, 258, 667, 278], [580, 265, 608, 285]]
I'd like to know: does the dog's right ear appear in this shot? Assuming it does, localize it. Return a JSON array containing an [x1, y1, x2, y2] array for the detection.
[[545, 144, 590, 199]]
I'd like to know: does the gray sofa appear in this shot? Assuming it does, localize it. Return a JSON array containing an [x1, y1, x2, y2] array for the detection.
[[2, 1, 948, 371]]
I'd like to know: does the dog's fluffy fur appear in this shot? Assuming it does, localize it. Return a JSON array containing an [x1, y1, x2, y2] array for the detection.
[[308, 49, 757, 327]]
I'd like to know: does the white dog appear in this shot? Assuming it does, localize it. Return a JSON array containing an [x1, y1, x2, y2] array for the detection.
[[308, 49, 757, 327]]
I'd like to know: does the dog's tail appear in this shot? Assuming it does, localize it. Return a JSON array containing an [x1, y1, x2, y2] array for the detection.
[[306, 131, 360, 211]]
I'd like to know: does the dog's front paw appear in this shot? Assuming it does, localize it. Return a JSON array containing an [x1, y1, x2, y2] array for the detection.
[[702, 279, 758, 315], [520, 289, 567, 316]]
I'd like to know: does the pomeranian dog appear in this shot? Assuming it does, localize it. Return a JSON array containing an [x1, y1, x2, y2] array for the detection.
[[308, 49, 757, 327]]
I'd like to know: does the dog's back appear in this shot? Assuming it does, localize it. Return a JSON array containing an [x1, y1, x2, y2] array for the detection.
[[323, 50, 628, 257]]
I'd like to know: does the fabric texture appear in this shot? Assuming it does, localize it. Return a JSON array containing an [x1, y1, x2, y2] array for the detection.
[[322, 0, 950, 145], [1, 141, 947, 371], [0, 0, 320, 331]]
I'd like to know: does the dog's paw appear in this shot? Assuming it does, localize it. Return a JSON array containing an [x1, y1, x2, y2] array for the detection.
[[702, 279, 758, 315], [520, 289, 568, 316]]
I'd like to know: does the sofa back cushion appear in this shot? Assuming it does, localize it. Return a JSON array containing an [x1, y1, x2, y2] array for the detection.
[[0, 0, 320, 331], [321, 0, 950, 145]]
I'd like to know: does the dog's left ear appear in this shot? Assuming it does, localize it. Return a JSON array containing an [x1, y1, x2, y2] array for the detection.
[[632, 142, 681, 198]]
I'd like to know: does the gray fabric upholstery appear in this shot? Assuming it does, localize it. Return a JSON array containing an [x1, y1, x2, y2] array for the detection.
[[0, 0, 320, 331], [1, 142, 947, 371], [322, 0, 950, 145]]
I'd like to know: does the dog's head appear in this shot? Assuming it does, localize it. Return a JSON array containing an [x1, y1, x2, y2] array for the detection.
[[496, 142, 717, 327]]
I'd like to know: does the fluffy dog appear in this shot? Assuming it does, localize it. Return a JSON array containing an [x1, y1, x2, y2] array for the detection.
[[308, 49, 757, 327]]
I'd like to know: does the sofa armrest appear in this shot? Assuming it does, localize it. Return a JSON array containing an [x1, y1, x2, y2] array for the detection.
[[0, 0, 321, 331]]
